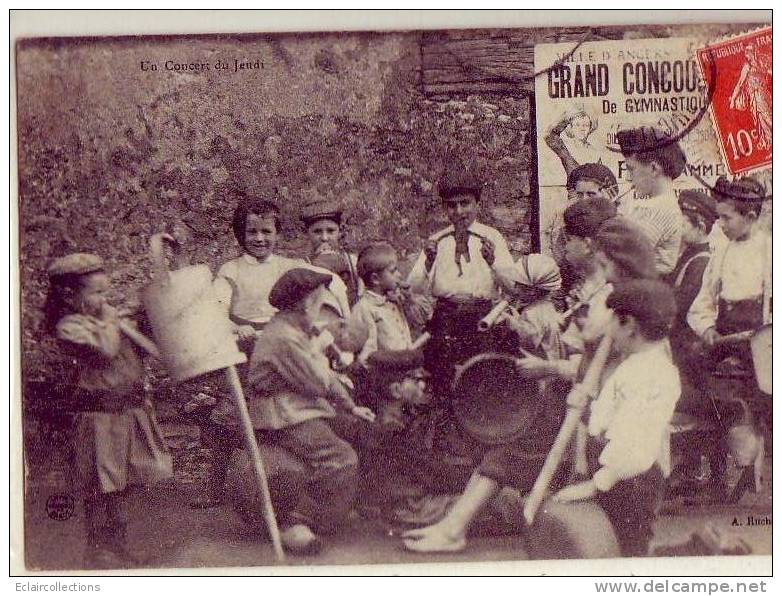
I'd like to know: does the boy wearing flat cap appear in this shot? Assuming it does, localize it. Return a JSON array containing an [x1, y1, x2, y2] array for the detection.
[[301, 193, 362, 307], [617, 126, 686, 276], [408, 167, 516, 299], [554, 279, 680, 557], [245, 268, 375, 552], [688, 176, 771, 353], [407, 166, 517, 397]]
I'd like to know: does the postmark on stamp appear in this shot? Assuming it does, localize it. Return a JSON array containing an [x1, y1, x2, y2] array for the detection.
[[696, 27, 772, 175]]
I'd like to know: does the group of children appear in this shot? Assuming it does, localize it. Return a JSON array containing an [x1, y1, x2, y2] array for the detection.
[[43, 125, 770, 567]]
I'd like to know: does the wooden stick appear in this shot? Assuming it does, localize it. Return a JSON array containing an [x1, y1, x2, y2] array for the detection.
[[712, 330, 755, 346], [118, 320, 162, 360], [411, 331, 432, 351], [478, 300, 510, 331], [523, 334, 614, 526], [225, 365, 285, 562]]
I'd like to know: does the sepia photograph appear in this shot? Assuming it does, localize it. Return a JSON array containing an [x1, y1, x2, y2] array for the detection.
[[11, 10, 773, 575]]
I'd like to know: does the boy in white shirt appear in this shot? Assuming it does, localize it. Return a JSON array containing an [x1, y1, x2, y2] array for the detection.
[[554, 279, 680, 557], [686, 176, 770, 497], [687, 176, 771, 365], [407, 167, 517, 398]]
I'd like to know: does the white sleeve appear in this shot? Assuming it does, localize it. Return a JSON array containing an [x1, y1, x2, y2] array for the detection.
[[406, 250, 431, 294], [686, 250, 721, 337], [490, 231, 517, 291]]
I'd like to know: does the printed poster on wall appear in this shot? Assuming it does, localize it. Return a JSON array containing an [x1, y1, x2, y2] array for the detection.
[[534, 37, 726, 257]]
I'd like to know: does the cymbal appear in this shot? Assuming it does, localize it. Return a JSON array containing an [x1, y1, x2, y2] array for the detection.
[[451, 352, 541, 445]]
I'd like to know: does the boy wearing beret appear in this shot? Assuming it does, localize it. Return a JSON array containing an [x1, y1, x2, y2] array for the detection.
[[617, 126, 686, 276], [668, 190, 718, 373], [246, 268, 375, 552], [557, 194, 618, 298], [548, 164, 619, 291], [667, 190, 720, 493], [554, 279, 681, 557]]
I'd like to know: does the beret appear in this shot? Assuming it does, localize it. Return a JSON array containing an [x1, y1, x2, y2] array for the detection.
[[514, 253, 562, 292], [47, 253, 104, 278], [616, 126, 686, 180], [566, 163, 617, 191], [712, 175, 766, 203], [269, 268, 333, 311], [301, 193, 343, 225], [679, 189, 718, 224], [593, 217, 658, 281], [438, 167, 483, 200], [563, 197, 618, 238], [606, 279, 677, 340]]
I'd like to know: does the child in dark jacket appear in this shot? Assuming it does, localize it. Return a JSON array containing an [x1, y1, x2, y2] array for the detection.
[[44, 253, 172, 569]]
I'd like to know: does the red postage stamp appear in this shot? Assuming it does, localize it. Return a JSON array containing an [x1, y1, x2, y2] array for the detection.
[[697, 27, 772, 175]]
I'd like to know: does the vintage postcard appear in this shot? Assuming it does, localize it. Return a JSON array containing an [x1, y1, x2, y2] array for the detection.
[[11, 10, 773, 576]]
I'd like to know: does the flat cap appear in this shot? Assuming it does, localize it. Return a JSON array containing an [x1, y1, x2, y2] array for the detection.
[[301, 194, 344, 226], [438, 167, 483, 200], [606, 279, 677, 340], [593, 217, 658, 281], [269, 268, 333, 311], [563, 197, 618, 239], [47, 253, 104, 278], [679, 189, 718, 225], [712, 176, 766, 203], [566, 163, 618, 192], [616, 126, 686, 180]]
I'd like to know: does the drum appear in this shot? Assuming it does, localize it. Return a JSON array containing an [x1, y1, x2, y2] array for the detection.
[[451, 352, 541, 445], [524, 500, 621, 560], [750, 324, 771, 395]]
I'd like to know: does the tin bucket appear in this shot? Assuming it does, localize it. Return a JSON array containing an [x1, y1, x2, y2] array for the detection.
[[142, 234, 246, 383], [750, 324, 772, 395]]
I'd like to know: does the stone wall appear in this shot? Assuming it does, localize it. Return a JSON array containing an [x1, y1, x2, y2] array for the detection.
[[17, 31, 534, 389], [17, 21, 761, 390]]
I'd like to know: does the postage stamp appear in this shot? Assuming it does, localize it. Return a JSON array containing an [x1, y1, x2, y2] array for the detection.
[[696, 27, 772, 175]]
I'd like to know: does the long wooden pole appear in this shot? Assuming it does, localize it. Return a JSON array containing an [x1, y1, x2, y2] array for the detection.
[[225, 365, 285, 562], [523, 334, 614, 526], [118, 320, 162, 359]]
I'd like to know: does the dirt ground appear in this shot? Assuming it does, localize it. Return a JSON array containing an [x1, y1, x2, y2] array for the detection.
[[22, 451, 772, 572]]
